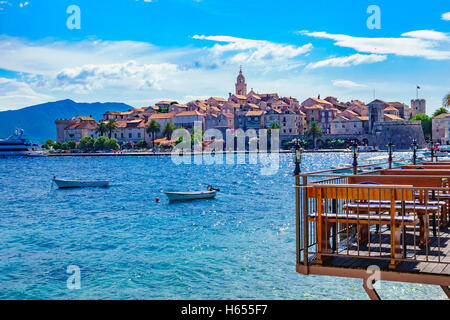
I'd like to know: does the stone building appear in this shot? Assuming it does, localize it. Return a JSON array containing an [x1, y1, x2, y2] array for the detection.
[[235, 67, 247, 96], [432, 113, 450, 144], [411, 99, 426, 117]]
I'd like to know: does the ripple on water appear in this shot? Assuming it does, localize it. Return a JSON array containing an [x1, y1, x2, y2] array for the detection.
[[0, 153, 446, 299]]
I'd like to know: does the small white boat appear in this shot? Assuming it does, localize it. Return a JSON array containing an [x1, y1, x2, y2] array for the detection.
[[164, 190, 217, 202], [53, 177, 109, 189]]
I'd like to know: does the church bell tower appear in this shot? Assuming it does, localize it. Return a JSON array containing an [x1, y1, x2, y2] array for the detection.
[[235, 67, 247, 96]]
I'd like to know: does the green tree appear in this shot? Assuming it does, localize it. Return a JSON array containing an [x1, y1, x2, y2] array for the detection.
[[96, 122, 108, 137], [61, 142, 69, 150], [411, 114, 432, 138], [136, 140, 148, 149], [45, 139, 55, 146], [53, 141, 63, 150], [305, 120, 322, 149], [433, 107, 449, 118], [146, 120, 161, 148], [79, 136, 95, 151], [163, 122, 176, 138], [94, 136, 109, 151], [190, 132, 203, 149], [106, 119, 118, 138], [174, 136, 183, 146], [443, 93, 450, 108], [67, 141, 77, 150], [106, 138, 119, 150]]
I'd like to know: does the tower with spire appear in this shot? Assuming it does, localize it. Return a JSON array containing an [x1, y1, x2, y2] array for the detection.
[[235, 66, 247, 96]]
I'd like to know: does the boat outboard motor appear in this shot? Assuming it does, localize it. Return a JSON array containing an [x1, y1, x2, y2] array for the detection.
[[207, 185, 220, 192]]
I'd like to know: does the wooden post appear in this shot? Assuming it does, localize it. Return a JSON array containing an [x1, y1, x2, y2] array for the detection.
[[302, 176, 309, 268], [441, 286, 450, 299], [389, 189, 402, 269], [295, 175, 301, 265], [363, 280, 381, 300]]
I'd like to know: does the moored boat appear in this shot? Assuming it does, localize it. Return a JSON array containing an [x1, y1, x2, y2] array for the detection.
[[0, 129, 47, 157], [164, 190, 217, 201], [53, 177, 110, 189]]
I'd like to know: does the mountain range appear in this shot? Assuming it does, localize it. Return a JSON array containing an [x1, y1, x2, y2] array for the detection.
[[0, 100, 133, 144]]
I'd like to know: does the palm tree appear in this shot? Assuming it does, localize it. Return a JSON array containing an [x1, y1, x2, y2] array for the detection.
[[432, 107, 449, 118], [146, 120, 161, 148], [305, 120, 322, 149], [106, 119, 118, 138], [163, 122, 176, 139], [444, 93, 450, 108], [95, 122, 108, 137]]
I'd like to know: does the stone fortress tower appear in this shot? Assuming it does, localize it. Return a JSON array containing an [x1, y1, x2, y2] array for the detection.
[[235, 67, 247, 96], [54, 118, 72, 142], [411, 99, 426, 117], [367, 99, 385, 133]]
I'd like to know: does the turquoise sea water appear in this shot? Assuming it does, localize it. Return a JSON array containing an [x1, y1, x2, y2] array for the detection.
[[0, 152, 446, 300]]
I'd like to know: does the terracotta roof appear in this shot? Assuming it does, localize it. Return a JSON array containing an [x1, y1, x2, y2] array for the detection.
[[245, 110, 266, 116], [149, 113, 176, 120], [224, 102, 240, 109], [248, 103, 260, 109], [233, 94, 247, 100], [433, 113, 450, 119], [209, 97, 227, 102], [248, 92, 261, 99], [305, 104, 324, 110], [223, 113, 234, 119], [384, 106, 399, 111], [384, 113, 403, 121], [341, 110, 358, 117], [65, 121, 96, 130], [357, 116, 369, 121], [310, 98, 333, 105], [335, 116, 350, 121], [369, 99, 389, 105], [74, 116, 95, 121], [174, 110, 205, 117]]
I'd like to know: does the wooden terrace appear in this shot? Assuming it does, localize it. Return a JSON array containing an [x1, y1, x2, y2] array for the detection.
[[295, 156, 450, 300]]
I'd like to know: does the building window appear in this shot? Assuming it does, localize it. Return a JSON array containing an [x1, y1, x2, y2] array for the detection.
[[129, 133, 132, 138], [138, 132, 141, 138]]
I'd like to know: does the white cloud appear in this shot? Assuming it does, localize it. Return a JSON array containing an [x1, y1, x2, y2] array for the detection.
[[332, 80, 367, 89], [0, 78, 54, 111], [193, 35, 312, 65], [442, 12, 450, 21], [52, 60, 178, 93], [307, 53, 386, 69], [299, 30, 450, 60]]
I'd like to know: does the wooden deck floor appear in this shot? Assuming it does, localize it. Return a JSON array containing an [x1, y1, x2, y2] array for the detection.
[[307, 225, 450, 276]]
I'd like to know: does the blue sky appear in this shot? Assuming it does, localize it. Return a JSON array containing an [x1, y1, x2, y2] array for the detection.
[[0, 0, 449, 113]]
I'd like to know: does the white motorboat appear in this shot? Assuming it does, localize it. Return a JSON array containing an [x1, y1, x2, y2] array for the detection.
[[53, 177, 110, 189], [0, 129, 47, 157], [164, 190, 217, 201]]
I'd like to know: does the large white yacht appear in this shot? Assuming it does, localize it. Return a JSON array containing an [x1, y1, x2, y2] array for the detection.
[[0, 129, 47, 157]]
